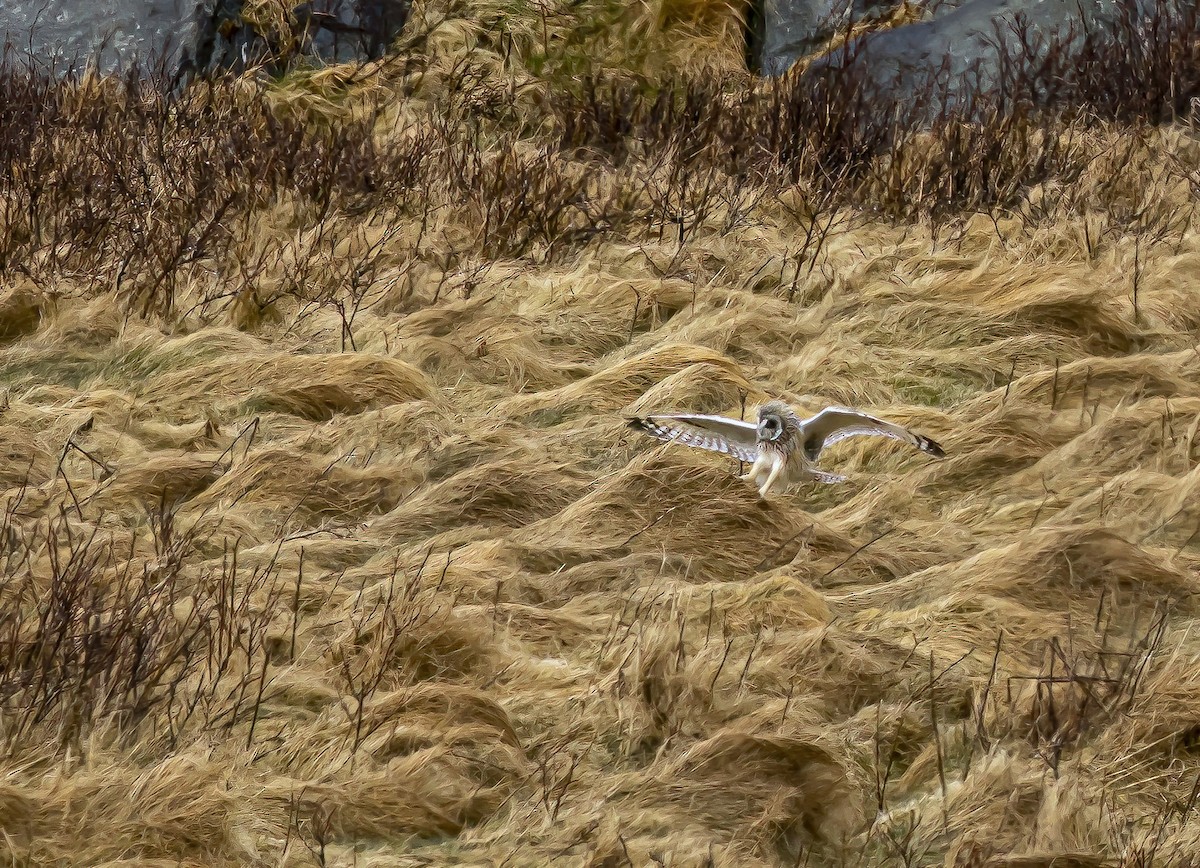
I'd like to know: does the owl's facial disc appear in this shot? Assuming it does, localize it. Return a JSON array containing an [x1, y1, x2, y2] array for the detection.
[[757, 413, 784, 442]]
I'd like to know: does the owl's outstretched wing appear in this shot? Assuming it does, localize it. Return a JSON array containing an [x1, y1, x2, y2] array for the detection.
[[801, 407, 945, 459], [627, 413, 759, 463]]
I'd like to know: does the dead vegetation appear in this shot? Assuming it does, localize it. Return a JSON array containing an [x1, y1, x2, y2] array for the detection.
[[0, 0, 1198, 864]]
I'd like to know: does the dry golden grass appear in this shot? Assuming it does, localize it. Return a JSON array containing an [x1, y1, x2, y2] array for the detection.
[[0, 1, 1199, 865]]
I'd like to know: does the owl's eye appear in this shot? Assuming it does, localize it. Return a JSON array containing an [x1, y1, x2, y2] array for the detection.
[[759, 416, 782, 439]]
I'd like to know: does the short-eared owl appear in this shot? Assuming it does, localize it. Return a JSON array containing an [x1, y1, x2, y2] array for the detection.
[[627, 400, 945, 498]]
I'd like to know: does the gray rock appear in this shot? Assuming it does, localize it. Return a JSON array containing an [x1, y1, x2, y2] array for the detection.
[[190, 0, 411, 77], [793, 0, 1191, 120], [0, 0, 205, 78], [0, 0, 410, 82], [751, 0, 903, 75]]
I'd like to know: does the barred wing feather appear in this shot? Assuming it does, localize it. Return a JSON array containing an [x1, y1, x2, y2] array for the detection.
[[802, 407, 945, 458], [627, 413, 759, 463]]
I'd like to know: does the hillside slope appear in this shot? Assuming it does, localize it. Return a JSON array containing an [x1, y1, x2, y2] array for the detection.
[[1, 2, 1199, 865]]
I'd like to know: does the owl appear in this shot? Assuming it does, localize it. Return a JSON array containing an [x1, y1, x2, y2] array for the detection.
[[627, 399, 945, 498]]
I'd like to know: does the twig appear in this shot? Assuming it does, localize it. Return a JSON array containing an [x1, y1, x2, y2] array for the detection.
[[816, 525, 897, 584]]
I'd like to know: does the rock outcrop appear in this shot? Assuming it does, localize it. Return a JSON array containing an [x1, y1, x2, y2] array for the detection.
[[0, 0, 410, 81], [0, 0, 206, 78], [747, 0, 900, 75], [759, 0, 1194, 122], [187, 0, 411, 77]]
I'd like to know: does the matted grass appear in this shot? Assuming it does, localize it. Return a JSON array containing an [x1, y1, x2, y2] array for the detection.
[[0, 0, 1198, 864]]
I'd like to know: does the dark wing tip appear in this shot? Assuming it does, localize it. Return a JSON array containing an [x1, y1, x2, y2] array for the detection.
[[627, 416, 670, 441], [922, 436, 946, 458]]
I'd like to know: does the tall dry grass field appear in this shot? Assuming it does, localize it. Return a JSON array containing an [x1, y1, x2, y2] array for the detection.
[[0, 0, 1199, 865]]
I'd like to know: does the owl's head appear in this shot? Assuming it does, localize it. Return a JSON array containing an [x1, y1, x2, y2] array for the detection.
[[756, 400, 792, 442]]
